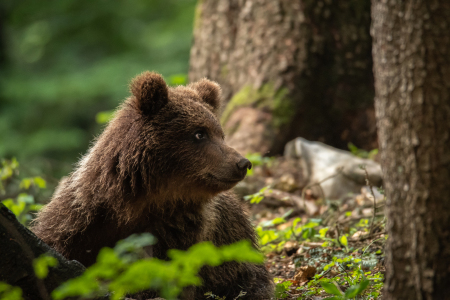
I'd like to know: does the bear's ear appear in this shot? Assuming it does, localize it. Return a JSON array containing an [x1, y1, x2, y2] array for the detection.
[[130, 71, 168, 116], [189, 78, 222, 116]]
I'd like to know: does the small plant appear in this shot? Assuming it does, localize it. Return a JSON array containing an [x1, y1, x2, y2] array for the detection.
[[320, 278, 369, 300], [244, 186, 271, 204], [0, 282, 22, 300], [0, 158, 45, 225], [348, 143, 378, 160], [274, 280, 292, 299], [33, 254, 59, 279]]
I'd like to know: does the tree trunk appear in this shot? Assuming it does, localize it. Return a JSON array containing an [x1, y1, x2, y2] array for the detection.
[[371, 1, 450, 299], [189, 0, 376, 155]]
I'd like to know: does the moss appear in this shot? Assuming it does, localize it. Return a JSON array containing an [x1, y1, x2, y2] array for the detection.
[[193, 0, 204, 30], [272, 87, 295, 128], [220, 65, 229, 79], [221, 83, 294, 128], [220, 86, 258, 125]]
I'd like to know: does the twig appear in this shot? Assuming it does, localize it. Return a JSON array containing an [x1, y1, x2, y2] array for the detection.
[[317, 269, 332, 280], [338, 263, 351, 282], [337, 212, 385, 224], [335, 224, 341, 247], [358, 236, 386, 272], [348, 230, 386, 242], [362, 166, 377, 235]]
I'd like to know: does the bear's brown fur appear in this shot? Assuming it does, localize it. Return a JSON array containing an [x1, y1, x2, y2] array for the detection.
[[31, 72, 273, 299]]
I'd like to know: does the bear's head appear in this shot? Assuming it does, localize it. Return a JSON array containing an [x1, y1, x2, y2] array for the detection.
[[114, 71, 251, 202]]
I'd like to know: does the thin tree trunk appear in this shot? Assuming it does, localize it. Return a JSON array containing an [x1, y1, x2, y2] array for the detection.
[[190, 0, 376, 155], [372, 1, 450, 299]]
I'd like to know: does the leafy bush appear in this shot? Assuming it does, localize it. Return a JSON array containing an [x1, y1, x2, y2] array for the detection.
[[52, 235, 263, 300], [0, 158, 45, 225], [0, 282, 22, 300], [1, 233, 264, 300]]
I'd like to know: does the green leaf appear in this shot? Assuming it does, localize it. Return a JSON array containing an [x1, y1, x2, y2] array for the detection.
[[319, 227, 329, 238], [17, 193, 34, 204], [259, 186, 268, 193], [292, 217, 302, 228], [344, 279, 370, 298], [348, 142, 359, 155], [324, 262, 334, 271], [357, 278, 370, 294], [320, 281, 343, 296], [33, 176, 46, 188], [274, 281, 292, 299], [340, 235, 348, 247], [95, 110, 115, 124], [168, 74, 187, 86], [302, 222, 319, 229], [368, 149, 379, 159], [114, 233, 156, 259], [259, 229, 278, 245], [1, 199, 16, 211], [3, 199, 26, 216], [33, 255, 58, 279], [344, 285, 359, 298], [250, 195, 264, 204], [19, 178, 32, 189], [0, 282, 23, 300], [262, 217, 286, 227], [309, 218, 322, 224], [29, 204, 43, 211]]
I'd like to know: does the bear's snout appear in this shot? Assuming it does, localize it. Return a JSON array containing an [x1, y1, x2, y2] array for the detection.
[[237, 158, 252, 171]]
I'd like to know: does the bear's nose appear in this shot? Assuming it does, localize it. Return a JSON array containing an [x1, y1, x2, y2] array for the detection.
[[237, 158, 252, 171]]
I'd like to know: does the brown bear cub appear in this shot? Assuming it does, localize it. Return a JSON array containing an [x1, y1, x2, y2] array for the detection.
[[32, 72, 273, 299]]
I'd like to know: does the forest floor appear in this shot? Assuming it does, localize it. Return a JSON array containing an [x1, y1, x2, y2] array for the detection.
[[239, 156, 386, 300]]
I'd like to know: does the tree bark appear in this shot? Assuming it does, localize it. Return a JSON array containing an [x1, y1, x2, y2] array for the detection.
[[189, 0, 376, 155], [0, 204, 86, 300], [371, 1, 450, 299]]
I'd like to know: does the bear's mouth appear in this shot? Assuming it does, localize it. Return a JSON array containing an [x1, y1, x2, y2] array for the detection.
[[206, 173, 243, 185]]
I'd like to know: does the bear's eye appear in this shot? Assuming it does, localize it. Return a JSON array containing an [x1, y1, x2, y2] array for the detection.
[[194, 130, 208, 141]]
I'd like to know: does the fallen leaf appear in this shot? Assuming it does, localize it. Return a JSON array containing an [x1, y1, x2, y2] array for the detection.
[[294, 265, 317, 283]]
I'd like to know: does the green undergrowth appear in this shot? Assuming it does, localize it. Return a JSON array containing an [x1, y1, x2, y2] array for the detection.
[[52, 236, 263, 300], [1, 232, 263, 300], [246, 185, 386, 299], [0, 158, 46, 226]]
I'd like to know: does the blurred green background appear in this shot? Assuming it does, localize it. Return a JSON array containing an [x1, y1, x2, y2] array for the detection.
[[0, 0, 197, 180]]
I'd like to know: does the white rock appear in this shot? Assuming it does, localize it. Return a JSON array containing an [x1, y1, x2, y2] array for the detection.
[[284, 137, 383, 199]]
